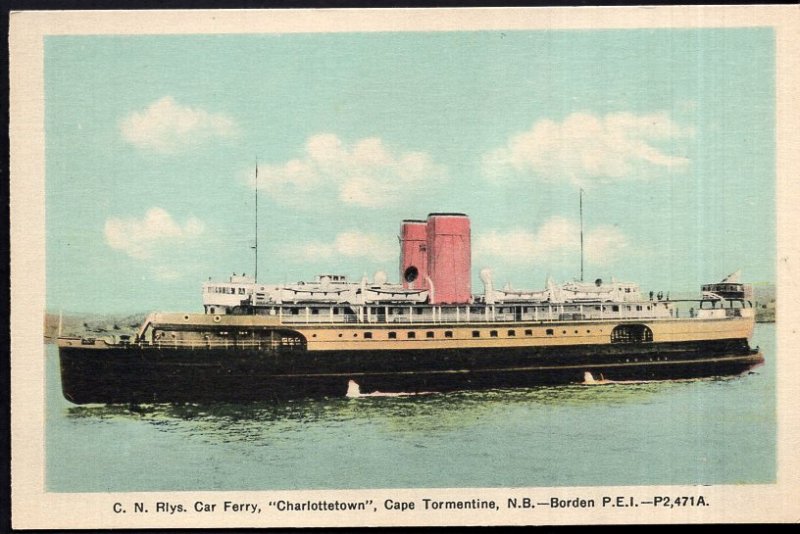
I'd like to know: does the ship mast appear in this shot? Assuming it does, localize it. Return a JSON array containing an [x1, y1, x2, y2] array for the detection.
[[254, 158, 259, 284], [579, 188, 584, 282]]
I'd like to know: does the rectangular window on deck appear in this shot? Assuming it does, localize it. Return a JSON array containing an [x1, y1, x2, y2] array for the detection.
[[426, 331, 434, 338], [507, 330, 516, 336], [472, 330, 480, 338], [490, 330, 498, 337], [525, 329, 533, 336], [388, 332, 396, 339], [364, 332, 372, 339], [546, 329, 554, 335], [407, 331, 416, 339], [444, 331, 453, 338]]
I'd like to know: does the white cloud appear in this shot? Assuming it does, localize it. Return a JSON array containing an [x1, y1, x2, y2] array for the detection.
[[475, 216, 629, 266], [250, 134, 446, 208], [585, 226, 630, 265], [104, 207, 205, 260], [483, 111, 694, 186], [288, 231, 395, 263], [120, 96, 237, 153]]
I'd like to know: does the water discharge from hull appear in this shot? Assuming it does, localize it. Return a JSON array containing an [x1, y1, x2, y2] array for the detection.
[[346, 379, 435, 398]]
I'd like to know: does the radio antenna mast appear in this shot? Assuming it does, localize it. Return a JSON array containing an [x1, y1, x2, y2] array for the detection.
[[580, 188, 584, 282]]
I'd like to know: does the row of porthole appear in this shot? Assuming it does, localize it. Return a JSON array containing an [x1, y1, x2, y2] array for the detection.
[[624, 356, 668, 363], [309, 328, 605, 340]]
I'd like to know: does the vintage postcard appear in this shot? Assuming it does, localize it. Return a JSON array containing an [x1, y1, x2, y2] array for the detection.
[[10, 6, 800, 528]]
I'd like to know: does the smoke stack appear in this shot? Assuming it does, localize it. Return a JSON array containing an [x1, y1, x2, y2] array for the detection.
[[399, 220, 428, 290], [426, 213, 471, 305]]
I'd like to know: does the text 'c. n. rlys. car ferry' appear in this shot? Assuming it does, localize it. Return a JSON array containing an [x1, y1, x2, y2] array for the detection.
[[57, 212, 763, 404]]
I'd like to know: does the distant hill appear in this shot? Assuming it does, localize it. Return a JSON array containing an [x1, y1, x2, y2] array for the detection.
[[752, 283, 776, 323]]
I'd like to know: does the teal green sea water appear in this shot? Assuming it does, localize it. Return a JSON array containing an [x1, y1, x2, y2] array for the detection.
[[46, 324, 775, 492]]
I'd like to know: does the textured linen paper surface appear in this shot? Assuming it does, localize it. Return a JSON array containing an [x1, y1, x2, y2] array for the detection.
[[9, 6, 800, 528]]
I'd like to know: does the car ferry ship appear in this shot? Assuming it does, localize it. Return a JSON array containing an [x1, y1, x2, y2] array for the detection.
[[57, 213, 763, 404]]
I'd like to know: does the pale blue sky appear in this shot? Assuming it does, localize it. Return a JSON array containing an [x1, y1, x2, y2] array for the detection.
[[45, 28, 775, 313]]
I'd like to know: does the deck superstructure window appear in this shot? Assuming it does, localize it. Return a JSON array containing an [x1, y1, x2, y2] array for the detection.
[[611, 324, 654, 344], [546, 329, 554, 335], [507, 330, 516, 336], [472, 330, 480, 338], [388, 332, 397, 339], [525, 329, 533, 336], [364, 332, 372, 339], [444, 331, 453, 338], [490, 330, 498, 337], [407, 331, 416, 339], [311, 309, 319, 315], [426, 331, 434, 338]]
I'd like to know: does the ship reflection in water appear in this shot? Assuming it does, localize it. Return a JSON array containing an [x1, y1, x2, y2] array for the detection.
[[61, 365, 763, 447]]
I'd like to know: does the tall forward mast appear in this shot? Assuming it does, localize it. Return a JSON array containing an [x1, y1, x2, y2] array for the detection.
[[579, 188, 584, 283], [254, 158, 259, 284]]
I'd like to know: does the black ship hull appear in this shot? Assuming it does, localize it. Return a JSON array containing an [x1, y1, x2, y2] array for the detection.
[[58, 338, 763, 404]]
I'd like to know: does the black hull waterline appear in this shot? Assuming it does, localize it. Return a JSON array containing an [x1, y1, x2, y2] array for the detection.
[[58, 338, 763, 404]]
